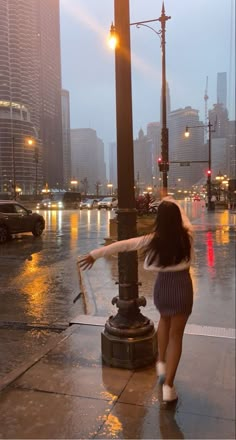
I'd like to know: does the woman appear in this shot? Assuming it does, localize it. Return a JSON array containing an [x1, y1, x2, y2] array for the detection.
[[79, 197, 194, 402]]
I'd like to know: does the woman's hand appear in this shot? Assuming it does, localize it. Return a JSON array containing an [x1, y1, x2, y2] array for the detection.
[[78, 254, 95, 270]]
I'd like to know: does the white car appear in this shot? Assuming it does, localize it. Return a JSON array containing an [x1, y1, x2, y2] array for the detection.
[[97, 197, 118, 210], [80, 199, 98, 210]]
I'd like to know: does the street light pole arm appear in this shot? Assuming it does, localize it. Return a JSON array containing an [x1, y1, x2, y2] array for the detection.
[[186, 123, 213, 130], [131, 22, 161, 43]]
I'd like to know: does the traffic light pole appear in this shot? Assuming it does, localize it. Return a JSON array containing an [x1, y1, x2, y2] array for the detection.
[[185, 121, 214, 211], [207, 120, 212, 209]]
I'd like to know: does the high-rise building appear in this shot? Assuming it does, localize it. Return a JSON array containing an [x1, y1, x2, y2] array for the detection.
[[61, 90, 71, 189], [0, 0, 63, 194], [209, 103, 229, 139], [71, 128, 106, 194], [108, 142, 117, 189], [168, 107, 205, 188], [208, 103, 229, 177], [134, 128, 153, 192], [227, 120, 236, 178], [96, 137, 107, 189], [217, 72, 227, 109]]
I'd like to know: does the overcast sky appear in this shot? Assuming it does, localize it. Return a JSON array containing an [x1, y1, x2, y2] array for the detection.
[[60, 0, 235, 149]]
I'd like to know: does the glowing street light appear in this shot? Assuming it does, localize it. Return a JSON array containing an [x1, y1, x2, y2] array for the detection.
[[108, 22, 118, 49], [107, 183, 113, 195]]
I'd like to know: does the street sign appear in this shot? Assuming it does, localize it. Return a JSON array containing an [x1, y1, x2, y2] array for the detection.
[[179, 162, 190, 166]]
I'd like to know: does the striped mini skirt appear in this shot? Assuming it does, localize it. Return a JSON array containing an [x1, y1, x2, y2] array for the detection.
[[153, 269, 193, 316]]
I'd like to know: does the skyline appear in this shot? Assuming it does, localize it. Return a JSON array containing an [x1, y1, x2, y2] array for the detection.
[[60, 0, 235, 148]]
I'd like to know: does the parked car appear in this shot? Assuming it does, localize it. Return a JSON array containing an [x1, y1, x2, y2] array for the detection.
[[97, 197, 118, 210], [36, 192, 81, 210], [0, 200, 45, 244], [80, 199, 98, 210]]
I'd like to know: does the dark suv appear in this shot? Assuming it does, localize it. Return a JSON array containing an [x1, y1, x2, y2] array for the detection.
[[0, 201, 45, 244]]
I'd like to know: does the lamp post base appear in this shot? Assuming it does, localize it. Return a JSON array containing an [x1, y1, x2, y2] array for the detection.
[[101, 325, 157, 369], [101, 302, 157, 369]]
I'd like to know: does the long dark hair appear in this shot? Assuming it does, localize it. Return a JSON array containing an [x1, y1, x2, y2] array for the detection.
[[145, 201, 191, 267]]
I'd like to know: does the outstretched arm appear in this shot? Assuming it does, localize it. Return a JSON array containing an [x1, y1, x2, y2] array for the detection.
[[78, 234, 153, 270]]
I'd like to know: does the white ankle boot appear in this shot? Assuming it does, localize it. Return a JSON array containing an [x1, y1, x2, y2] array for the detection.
[[163, 384, 178, 402]]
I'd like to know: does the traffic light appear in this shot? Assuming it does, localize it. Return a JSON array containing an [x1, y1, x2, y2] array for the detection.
[[158, 157, 169, 172], [158, 157, 163, 172], [207, 169, 211, 176]]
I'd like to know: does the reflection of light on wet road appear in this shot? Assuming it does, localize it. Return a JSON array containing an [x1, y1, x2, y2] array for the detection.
[[96, 210, 101, 233], [70, 213, 79, 243], [42, 210, 62, 230], [87, 210, 91, 231], [13, 252, 50, 320], [216, 228, 229, 245], [57, 210, 62, 231], [206, 232, 215, 269]]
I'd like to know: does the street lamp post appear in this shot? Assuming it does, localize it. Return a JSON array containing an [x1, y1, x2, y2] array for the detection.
[[34, 146, 39, 196], [158, 4, 171, 197], [130, 3, 171, 197], [12, 136, 16, 199], [27, 138, 39, 196], [102, 0, 157, 369], [185, 120, 214, 211]]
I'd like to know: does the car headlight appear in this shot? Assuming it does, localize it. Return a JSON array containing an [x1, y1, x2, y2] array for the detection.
[[58, 202, 63, 207]]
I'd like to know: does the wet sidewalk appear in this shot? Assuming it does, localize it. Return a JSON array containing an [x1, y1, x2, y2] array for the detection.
[[0, 316, 235, 439]]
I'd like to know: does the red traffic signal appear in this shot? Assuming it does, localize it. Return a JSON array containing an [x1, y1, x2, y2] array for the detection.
[[207, 169, 211, 176], [158, 157, 169, 172]]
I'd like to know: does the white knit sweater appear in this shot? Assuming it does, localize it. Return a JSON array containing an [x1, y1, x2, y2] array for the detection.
[[90, 233, 194, 272]]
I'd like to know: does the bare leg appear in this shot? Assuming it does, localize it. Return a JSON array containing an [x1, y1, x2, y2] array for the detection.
[[165, 314, 189, 387], [157, 315, 171, 362]]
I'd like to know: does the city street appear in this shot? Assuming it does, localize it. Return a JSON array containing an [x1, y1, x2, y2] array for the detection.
[[0, 202, 235, 380]]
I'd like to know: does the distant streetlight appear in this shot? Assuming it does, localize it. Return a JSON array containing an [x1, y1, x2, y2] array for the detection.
[[107, 183, 113, 195], [70, 178, 78, 191], [27, 138, 34, 147], [185, 120, 214, 211]]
